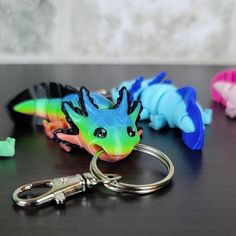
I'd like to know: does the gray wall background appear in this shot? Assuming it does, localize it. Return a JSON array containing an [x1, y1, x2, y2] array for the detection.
[[0, 0, 236, 64]]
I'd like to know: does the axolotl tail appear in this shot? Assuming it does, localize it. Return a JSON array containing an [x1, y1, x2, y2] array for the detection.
[[13, 98, 65, 122], [6, 82, 75, 126]]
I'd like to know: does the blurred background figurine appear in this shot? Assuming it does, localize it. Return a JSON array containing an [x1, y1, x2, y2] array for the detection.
[[0, 137, 15, 157], [211, 69, 236, 118], [112, 72, 212, 150]]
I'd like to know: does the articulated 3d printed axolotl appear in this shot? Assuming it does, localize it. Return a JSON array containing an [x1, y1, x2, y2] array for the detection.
[[7, 83, 142, 162], [112, 72, 213, 150]]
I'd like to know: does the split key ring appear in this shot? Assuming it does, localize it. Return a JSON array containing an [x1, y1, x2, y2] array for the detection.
[[90, 143, 174, 194]]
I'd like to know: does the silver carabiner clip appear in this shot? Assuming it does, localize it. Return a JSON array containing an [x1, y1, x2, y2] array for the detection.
[[13, 172, 120, 208]]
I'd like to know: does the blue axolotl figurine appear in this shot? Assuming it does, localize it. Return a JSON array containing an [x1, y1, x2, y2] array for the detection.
[[111, 72, 212, 150]]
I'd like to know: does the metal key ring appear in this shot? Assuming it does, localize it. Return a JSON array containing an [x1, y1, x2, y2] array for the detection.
[[90, 143, 175, 194]]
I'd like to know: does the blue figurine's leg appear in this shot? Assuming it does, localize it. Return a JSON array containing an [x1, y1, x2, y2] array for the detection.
[[201, 108, 213, 125], [178, 116, 195, 133], [197, 103, 213, 125], [140, 108, 150, 120], [148, 114, 167, 130]]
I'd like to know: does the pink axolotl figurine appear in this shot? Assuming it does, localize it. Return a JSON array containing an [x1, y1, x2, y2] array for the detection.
[[211, 69, 236, 118]]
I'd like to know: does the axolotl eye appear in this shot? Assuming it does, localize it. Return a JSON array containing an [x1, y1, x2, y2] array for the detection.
[[94, 127, 107, 138], [127, 126, 136, 137]]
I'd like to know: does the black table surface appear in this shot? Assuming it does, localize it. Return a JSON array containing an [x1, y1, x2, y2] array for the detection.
[[0, 64, 236, 235]]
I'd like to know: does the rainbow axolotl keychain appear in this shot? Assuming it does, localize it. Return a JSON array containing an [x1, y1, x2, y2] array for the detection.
[[7, 83, 143, 162], [9, 83, 175, 207]]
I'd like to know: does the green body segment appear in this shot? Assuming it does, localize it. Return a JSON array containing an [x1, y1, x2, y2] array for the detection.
[[13, 98, 65, 122]]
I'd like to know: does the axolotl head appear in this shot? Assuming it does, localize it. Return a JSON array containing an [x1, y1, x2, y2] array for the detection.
[[62, 87, 143, 162]]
